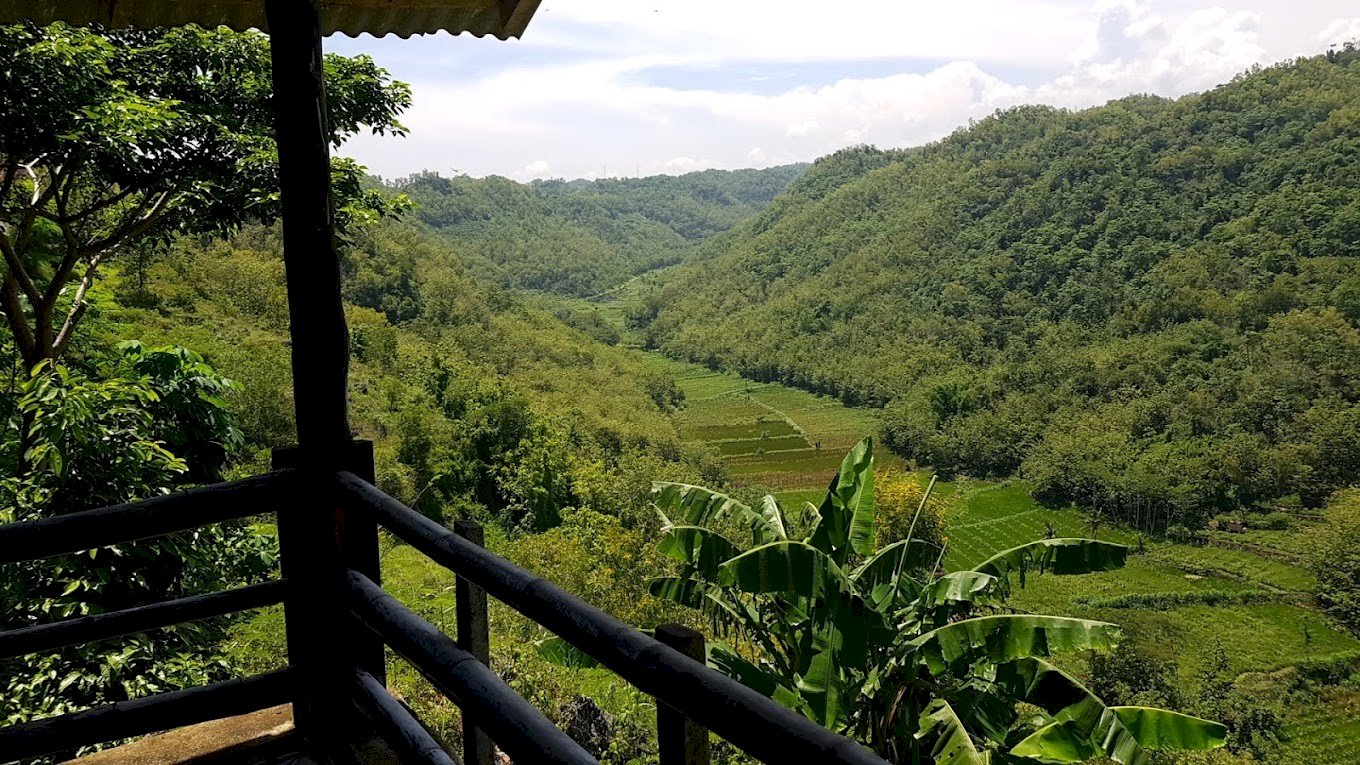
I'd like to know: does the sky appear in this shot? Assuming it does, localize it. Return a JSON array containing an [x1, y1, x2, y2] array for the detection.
[[327, 0, 1360, 183]]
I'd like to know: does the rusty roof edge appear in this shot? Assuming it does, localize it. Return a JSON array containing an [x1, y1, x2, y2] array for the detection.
[[0, 1, 541, 40]]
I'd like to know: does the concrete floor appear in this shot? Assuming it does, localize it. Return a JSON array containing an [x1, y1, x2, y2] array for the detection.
[[62, 705, 407, 765]]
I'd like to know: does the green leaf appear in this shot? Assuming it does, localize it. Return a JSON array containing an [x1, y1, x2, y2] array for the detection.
[[647, 576, 709, 608], [652, 482, 782, 542], [1011, 707, 1226, 765], [918, 571, 1001, 609], [657, 525, 739, 577], [1009, 719, 1099, 763], [916, 698, 990, 765], [906, 615, 1122, 675], [717, 540, 844, 598], [808, 437, 875, 560], [707, 644, 807, 713], [1104, 707, 1228, 753], [852, 538, 939, 589], [760, 494, 788, 539], [534, 636, 600, 669], [973, 538, 1129, 587]]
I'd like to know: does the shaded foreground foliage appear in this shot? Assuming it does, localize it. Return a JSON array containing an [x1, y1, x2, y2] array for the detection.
[[546, 439, 1227, 763]]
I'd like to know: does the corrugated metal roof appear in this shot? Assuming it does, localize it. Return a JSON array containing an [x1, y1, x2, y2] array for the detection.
[[0, 0, 541, 39]]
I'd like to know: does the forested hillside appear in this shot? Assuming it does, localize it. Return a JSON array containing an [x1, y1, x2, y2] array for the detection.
[[388, 164, 805, 297], [641, 48, 1360, 530], [115, 220, 719, 529]]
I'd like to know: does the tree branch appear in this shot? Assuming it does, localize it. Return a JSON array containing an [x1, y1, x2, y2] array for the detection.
[[51, 251, 104, 361], [80, 189, 171, 255], [0, 227, 41, 305], [0, 271, 36, 366]]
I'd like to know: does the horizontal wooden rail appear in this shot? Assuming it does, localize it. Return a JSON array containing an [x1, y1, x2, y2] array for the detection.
[[0, 579, 289, 659], [338, 472, 888, 765], [0, 471, 295, 564], [0, 669, 293, 764], [345, 570, 596, 765], [352, 668, 459, 765]]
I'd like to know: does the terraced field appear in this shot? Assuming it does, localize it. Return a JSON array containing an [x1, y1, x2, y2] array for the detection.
[[636, 353, 1359, 763], [631, 355, 896, 495]]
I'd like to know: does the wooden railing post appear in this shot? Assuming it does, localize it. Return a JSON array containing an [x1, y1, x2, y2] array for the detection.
[[454, 519, 494, 765], [656, 624, 710, 765], [273, 441, 382, 743]]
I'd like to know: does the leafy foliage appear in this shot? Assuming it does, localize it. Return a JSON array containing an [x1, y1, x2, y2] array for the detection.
[[636, 438, 1225, 762], [641, 49, 1360, 529], [0, 22, 410, 366], [1314, 488, 1360, 634], [390, 165, 806, 297], [0, 348, 275, 748]]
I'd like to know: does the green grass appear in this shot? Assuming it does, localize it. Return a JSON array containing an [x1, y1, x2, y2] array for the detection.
[[1144, 544, 1317, 592], [714, 434, 810, 456], [1279, 686, 1360, 765]]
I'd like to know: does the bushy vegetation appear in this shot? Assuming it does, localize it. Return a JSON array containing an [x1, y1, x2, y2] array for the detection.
[[0, 342, 275, 753], [629, 439, 1227, 763], [389, 165, 805, 297], [1315, 489, 1360, 633], [641, 47, 1360, 531]]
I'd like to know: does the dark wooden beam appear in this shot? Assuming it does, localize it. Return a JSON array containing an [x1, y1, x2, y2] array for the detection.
[[656, 624, 710, 765], [454, 520, 494, 765], [265, 0, 363, 746], [339, 472, 888, 765], [0, 471, 292, 564], [345, 570, 596, 765], [0, 579, 288, 659], [266, 0, 351, 454], [352, 669, 459, 765], [0, 670, 293, 763]]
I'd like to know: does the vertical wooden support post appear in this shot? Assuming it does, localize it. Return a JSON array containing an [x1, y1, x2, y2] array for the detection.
[[264, 0, 350, 452], [656, 624, 710, 765], [274, 442, 384, 685], [454, 520, 494, 765], [264, 0, 361, 747]]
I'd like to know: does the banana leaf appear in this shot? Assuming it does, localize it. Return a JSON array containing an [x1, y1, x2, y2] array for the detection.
[[647, 576, 709, 608], [653, 481, 783, 544], [916, 698, 991, 765], [906, 615, 1122, 675], [760, 494, 789, 539], [707, 643, 808, 713], [993, 658, 1105, 735], [658, 525, 739, 577], [808, 436, 875, 561], [973, 538, 1129, 588], [917, 571, 1001, 609], [1011, 706, 1226, 765], [718, 540, 847, 598], [852, 538, 939, 588]]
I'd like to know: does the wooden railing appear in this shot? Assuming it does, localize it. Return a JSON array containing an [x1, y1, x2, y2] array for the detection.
[[0, 467, 889, 765]]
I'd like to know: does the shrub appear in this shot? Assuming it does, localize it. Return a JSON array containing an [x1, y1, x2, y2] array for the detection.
[[873, 469, 947, 551], [1314, 489, 1360, 634]]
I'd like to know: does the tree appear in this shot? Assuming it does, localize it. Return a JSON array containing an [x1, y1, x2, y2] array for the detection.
[[1314, 488, 1360, 634], [0, 22, 410, 367], [640, 438, 1226, 763], [0, 346, 275, 748]]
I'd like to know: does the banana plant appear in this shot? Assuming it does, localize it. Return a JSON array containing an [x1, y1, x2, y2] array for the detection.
[[643, 437, 1225, 764]]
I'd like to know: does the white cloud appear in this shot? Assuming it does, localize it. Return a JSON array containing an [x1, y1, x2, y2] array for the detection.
[[334, 0, 1360, 181], [1319, 17, 1360, 44]]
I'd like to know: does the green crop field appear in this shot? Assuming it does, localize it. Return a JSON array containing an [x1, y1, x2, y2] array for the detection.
[[645, 355, 1360, 764]]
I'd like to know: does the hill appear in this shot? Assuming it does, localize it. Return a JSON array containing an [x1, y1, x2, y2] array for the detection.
[[388, 164, 806, 297], [640, 47, 1360, 529]]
